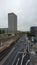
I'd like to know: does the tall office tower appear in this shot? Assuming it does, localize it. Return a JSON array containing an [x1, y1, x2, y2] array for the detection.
[[8, 13, 17, 34], [30, 26, 37, 37]]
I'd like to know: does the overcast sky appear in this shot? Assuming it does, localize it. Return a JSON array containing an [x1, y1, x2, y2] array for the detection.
[[0, 0, 37, 31]]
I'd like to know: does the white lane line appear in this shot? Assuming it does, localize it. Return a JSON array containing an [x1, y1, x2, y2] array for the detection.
[[26, 59, 30, 65], [12, 52, 19, 65], [0, 47, 15, 65], [12, 49, 27, 65], [20, 48, 27, 65], [21, 54, 24, 65], [16, 58, 20, 65], [21, 53, 26, 65]]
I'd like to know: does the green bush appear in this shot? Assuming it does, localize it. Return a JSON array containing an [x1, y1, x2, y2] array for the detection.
[[2, 30, 5, 34], [25, 32, 32, 37], [0, 29, 2, 34], [0, 29, 5, 34]]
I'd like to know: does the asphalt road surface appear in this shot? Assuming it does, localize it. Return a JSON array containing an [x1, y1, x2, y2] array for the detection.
[[30, 54, 37, 65], [0, 34, 32, 65], [0, 34, 26, 61], [13, 52, 23, 65], [13, 52, 30, 65], [0, 42, 15, 61]]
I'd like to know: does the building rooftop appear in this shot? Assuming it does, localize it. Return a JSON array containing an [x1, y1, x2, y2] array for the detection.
[[8, 12, 17, 16]]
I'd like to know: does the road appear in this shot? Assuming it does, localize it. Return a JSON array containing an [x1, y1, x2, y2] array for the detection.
[[0, 42, 15, 61], [0, 35, 25, 61], [12, 51, 30, 65], [30, 54, 37, 65], [0, 34, 32, 65], [0, 34, 26, 65]]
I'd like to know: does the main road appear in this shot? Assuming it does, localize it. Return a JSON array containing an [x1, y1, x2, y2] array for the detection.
[[12, 51, 30, 65], [0, 34, 32, 65]]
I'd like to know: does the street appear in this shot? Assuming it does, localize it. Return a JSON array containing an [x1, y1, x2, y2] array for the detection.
[[12, 52, 30, 65], [0, 34, 35, 65], [0, 42, 15, 61], [30, 54, 37, 65]]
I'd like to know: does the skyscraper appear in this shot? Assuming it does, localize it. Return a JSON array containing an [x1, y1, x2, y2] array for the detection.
[[8, 13, 17, 34]]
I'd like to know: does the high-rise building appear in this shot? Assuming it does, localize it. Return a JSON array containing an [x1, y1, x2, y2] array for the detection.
[[8, 13, 17, 34], [30, 26, 37, 37]]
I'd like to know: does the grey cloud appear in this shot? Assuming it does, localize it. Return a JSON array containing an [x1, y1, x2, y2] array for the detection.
[[0, 0, 37, 31]]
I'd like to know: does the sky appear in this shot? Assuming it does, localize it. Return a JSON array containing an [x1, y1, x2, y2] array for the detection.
[[0, 0, 37, 31]]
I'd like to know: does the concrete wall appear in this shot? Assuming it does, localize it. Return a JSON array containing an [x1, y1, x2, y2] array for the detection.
[[8, 13, 17, 34]]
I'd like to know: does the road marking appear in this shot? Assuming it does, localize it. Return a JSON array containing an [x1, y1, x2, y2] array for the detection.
[[0, 47, 15, 65], [12, 52, 19, 65], [12, 51, 26, 65], [16, 58, 20, 65], [21, 48, 27, 65], [26, 59, 30, 65], [21, 53, 26, 65], [21, 54, 24, 65]]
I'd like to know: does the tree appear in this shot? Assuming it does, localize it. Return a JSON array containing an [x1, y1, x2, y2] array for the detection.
[[25, 31, 31, 37], [0, 29, 1, 34], [2, 30, 5, 34]]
